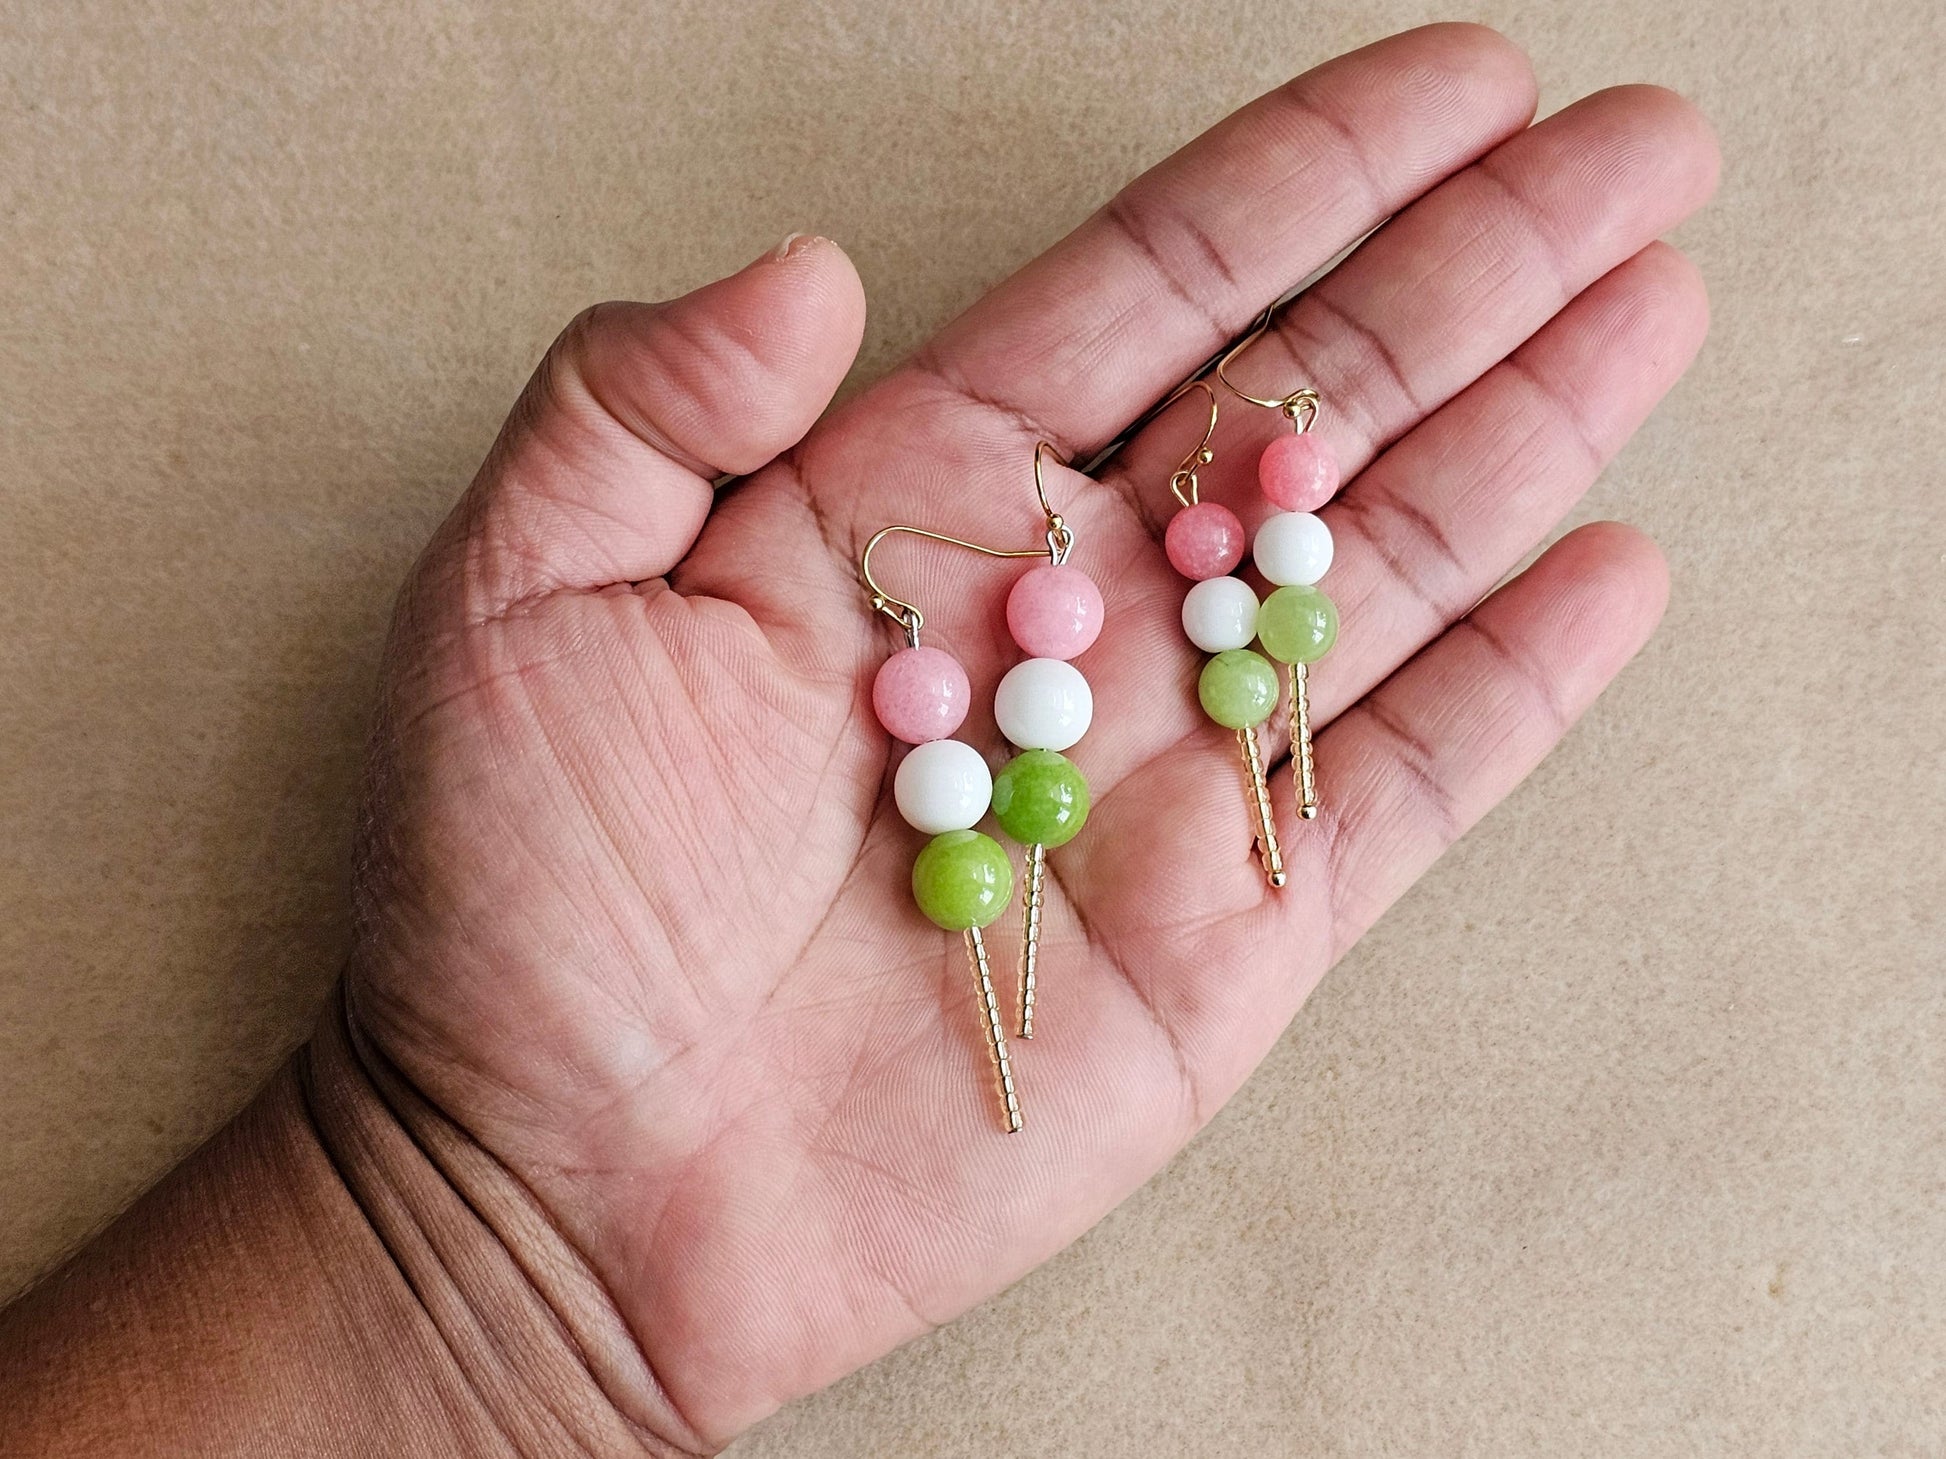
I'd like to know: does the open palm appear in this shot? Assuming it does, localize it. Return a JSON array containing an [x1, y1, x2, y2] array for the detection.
[[343, 25, 1716, 1453]]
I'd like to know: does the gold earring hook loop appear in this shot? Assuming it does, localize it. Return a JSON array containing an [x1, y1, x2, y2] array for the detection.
[[1215, 305, 1321, 432], [1033, 440, 1077, 564], [1157, 377, 1220, 508]]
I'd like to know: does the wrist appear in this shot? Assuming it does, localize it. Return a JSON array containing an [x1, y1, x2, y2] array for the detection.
[[310, 982, 712, 1457], [0, 984, 708, 1458]]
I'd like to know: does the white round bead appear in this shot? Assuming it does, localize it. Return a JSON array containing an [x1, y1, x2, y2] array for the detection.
[[1181, 575, 1260, 652], [893, 738, 992, 834], [1252, 510, 1334, 586], [994, 657, 1093, 752]]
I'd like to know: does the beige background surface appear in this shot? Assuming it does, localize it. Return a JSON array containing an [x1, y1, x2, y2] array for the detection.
[[2, 0, 1941, 1453]]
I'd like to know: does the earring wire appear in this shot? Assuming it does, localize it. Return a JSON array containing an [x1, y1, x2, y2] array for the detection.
[[1157, 377, 1219, 508], [1071, 220, 1382, 480], [860, 441, 1075, 645], [1214, 308, 1321, 431]]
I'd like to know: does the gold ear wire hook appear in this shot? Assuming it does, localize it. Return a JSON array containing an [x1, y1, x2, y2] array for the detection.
[[1157, 378, 1220, 508], [862, 446, 1081, 642], [860, 525, 1054, 647], [1033, 440, 1077, 564], [1215, 305, 1321, 432]]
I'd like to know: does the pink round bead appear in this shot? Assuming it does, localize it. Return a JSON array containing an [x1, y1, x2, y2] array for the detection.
[[1164, 501, 1246, 581], [1257, 432, 1340, 512], [1005, 564, 1104, 660], [872, 647, 971, 744]]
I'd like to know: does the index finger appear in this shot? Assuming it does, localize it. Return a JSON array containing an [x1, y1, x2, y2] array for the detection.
[[908, 23, 1538, 458]]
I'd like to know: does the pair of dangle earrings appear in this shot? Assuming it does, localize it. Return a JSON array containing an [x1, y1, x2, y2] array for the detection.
[[860, 444, 1101, 1133], [1161, 314, 1342, 888]]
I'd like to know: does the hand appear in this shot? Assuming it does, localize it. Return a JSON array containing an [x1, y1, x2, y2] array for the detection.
[[345, 24, 1715, 1453]]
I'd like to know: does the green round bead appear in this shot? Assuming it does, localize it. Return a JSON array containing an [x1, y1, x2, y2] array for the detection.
[[911, 830, 1015, 931], [991, 749, 1091, 848], [1198, 649, 1280, 729], [1257, 584, 1338, 664]]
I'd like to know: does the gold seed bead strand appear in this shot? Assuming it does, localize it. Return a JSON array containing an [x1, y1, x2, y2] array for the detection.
[[966, 926, 1023, 1133], [1291, 661, 1317, 820], [1018, 843, 1046, 1038], [1237, 722, 1286, 887]]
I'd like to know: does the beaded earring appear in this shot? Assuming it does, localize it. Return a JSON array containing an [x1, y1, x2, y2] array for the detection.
[[1215, 324, 1340, 825], [859, 444, 1098, 1129], [1160, 378, 1285, 886], [992, 443, 1099, 1039], [1158, 311, 1341, 885]]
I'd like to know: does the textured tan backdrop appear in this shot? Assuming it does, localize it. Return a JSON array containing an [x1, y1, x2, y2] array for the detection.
[[2, 0, 1941, 1453]]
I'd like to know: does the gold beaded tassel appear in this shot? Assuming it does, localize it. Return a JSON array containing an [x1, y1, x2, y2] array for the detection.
[[965, 926, 1024, 1133], [1017, 843, 1046, 1039], [1236, 724, 1287, 887], [1289, 661, 1318, 820]]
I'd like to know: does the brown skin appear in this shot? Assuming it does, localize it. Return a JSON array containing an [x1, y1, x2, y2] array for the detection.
[[0, 25, 1716, 1457]]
